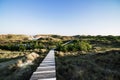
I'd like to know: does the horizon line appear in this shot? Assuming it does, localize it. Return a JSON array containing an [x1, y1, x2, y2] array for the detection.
[[0, 33, 120, 36]]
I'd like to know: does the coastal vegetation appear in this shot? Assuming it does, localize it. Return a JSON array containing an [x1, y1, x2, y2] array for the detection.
[[0, 34, 120, 80]]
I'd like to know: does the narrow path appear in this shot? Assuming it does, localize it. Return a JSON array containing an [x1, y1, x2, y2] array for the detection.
[[30, 49, 56, 80], [62, 40, 73, 46]]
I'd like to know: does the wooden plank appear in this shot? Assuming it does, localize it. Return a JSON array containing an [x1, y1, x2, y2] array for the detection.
[[30, 50, 56, 80]]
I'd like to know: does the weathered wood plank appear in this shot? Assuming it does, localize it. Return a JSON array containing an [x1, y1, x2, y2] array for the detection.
[[30, 50, 56, 80]]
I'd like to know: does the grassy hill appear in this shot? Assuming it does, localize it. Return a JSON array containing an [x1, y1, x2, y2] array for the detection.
[[0, 34, 29, 42]]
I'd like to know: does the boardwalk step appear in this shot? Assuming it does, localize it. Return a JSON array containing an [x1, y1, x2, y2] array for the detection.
[[30, 50, 56, 80], [38, 78, 56, 80]]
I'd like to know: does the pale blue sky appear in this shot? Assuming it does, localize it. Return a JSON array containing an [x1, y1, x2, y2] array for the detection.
[[0, 0, 120, 35]]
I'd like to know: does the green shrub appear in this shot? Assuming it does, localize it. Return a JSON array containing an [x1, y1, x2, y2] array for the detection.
[[56, 40, 92, 52]]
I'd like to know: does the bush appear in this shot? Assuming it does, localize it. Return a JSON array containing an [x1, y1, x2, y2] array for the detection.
[[79, 41, 92, 51], [56, 40, 92, 52]]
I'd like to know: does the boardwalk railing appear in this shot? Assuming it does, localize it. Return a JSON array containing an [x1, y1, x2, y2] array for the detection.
[[30, 49, 56, 80]]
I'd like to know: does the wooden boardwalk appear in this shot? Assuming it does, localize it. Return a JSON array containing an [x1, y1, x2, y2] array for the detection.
[[30, 49, 56, 80]]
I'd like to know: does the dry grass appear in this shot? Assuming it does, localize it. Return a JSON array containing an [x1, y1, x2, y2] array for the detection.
[[0, 52, 46, 80], [25, 52, 39, 61], [0, 34, 29, 42], [56, 50, 120, 80], [0, 50, 30, 63], [16, 59, 23, 67]]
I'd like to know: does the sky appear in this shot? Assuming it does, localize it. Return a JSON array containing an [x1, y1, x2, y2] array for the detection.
[[0, 0, 120, 36]]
